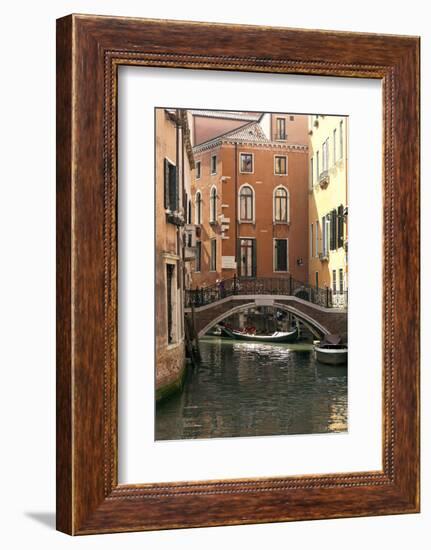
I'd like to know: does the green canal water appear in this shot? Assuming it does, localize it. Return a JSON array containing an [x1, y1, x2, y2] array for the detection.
[[155, 337, 348, 440]]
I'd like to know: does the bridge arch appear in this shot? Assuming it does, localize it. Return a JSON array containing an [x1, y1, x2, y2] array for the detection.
[[198, 301, 330, 338]]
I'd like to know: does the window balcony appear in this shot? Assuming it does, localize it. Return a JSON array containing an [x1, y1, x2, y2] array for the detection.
[[318, 170, 330, 189], [319, 251, 329, 262]]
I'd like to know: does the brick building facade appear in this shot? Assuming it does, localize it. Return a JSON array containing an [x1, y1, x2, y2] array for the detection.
[[189, 111, 310, 289]]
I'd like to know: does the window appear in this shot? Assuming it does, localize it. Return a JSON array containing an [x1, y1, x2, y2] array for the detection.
[[322, 138, 329, 172], [211, 154, 217, 175], [315, 220, 319, 257], [188, 199, 192, 224], [164, 158, 177, 211], [210, 239, 217, 271], [339, 269, 344, 294], [330, 209, 337, 251], [339, 120, 344, 159], [276, 117, 286, 140], [274, 239, 288, 272], [316, 150, 320, 179], [195, 241, 201, 272], [195, 191, 202, 224], [310, 223, 314, 258], [196, 160, 201, 179], [310, 157, 314, 189], [239, 185, 254, 222], [315, 271, 319, 289], [322, 214, 331, 256], [333, 128, 337, 165], [210, 186, 217, 223], [274, 186, 289, 222], [337, 204, 344, 248], [332, 270, 337, 294], [274, 155, 287, 175], [239, 239, 256, 277], [240, 153, 253, 173], [166, 264, 175, 344]]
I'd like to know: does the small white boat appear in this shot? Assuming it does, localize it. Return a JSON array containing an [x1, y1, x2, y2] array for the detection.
[[315, 345, 348, 365], [314, 334, 347, 366]]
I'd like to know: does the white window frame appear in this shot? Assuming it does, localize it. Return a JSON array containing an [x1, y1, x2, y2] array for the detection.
[[274, 154, 288, 176], [273, 185, 290, 223], [211, 154, 217, 175], [273, 238, 289, 273], [315, 220, 319, 257], [238, 183, 255, 223], [209, 185, 217, 223], [275, 117, 287, 141], [239, 152, 254, 174]]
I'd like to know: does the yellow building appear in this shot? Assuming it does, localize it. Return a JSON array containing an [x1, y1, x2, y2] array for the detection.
[[308, 115, 348, 308]]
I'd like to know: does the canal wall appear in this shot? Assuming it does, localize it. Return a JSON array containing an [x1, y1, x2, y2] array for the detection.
[[156, 341, 187, 402]]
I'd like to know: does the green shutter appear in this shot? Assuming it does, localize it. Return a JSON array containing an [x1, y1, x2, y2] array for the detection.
[[252, 240, 257, 277], [337, 205, 344, 248], [164, 159, 169, 209]]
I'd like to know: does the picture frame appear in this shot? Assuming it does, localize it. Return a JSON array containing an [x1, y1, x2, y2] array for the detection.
[[56, 14, 420, 535]]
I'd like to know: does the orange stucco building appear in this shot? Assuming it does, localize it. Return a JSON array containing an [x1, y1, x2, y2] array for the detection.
[[189, 111, 310, 289]]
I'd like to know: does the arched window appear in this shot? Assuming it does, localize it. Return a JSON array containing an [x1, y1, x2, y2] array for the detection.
[[187, 199, 192, 224], [210, 186, 217, 223], [274, 186, 289, 222], [239, 185, 254, 222], [195, 191, 202, 224]]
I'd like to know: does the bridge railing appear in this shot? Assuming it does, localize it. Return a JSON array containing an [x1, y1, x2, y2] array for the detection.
[[185, 276, 347, 309]]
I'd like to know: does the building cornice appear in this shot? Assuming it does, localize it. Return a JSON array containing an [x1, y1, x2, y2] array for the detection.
[[193, 138, 308, 154]]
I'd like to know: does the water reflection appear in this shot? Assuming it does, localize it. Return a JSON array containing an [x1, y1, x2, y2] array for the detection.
[[155, 337, 348, 440]]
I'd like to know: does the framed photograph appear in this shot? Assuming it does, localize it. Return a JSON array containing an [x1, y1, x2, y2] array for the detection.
[[56, 14, 420, 534]]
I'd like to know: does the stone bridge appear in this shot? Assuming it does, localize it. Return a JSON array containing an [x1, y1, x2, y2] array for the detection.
[[185, 294, 347, 339]]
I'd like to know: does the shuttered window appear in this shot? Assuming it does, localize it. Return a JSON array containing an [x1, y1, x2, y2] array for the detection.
[[164, 158, 177, 211], [274, 239, 288, 272], [337, 204, 344, 248], [330, 209, 337, 251]]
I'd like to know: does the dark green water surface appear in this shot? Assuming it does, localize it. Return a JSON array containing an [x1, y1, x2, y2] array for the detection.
[[156, 337, 347, 440]]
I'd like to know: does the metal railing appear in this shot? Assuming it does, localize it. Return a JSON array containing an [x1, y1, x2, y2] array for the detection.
[[185, 276, 343, 309]]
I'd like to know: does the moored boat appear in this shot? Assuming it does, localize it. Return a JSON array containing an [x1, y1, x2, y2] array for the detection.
[[314, 334, 347, 365], [220, 325, 298, 343]]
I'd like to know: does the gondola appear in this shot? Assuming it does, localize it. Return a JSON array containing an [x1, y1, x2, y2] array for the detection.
[[220, 325, 298, 343], [314, 334, 348, 365]]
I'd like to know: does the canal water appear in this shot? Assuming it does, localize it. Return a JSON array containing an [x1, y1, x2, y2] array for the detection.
[[155, 337, 348, 441]]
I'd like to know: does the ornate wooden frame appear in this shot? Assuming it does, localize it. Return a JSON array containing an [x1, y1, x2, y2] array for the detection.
[[56, 14, 420, 534]]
